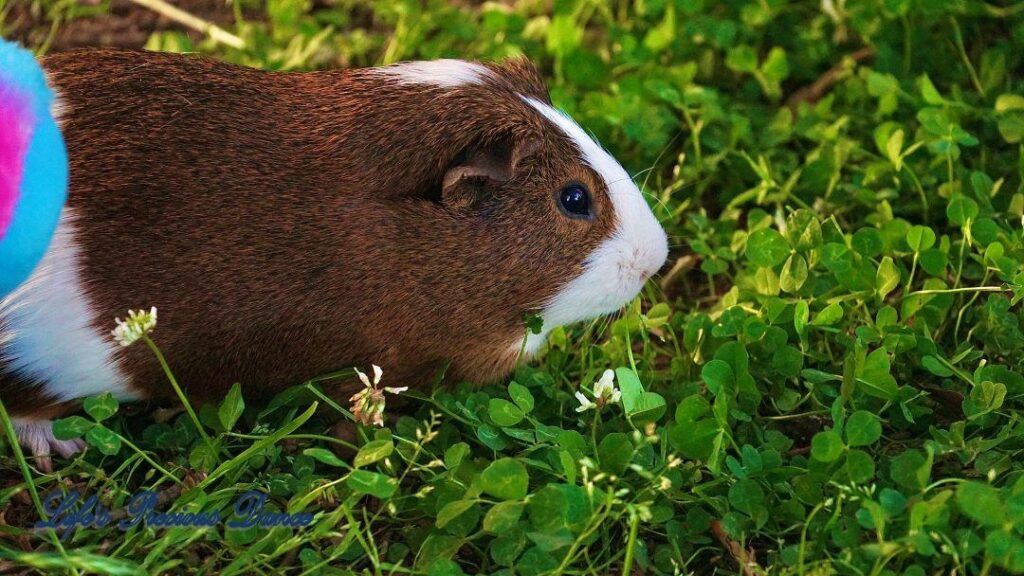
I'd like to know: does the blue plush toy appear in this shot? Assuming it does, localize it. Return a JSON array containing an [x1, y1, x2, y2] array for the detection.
[[0, 39, 68, 297]]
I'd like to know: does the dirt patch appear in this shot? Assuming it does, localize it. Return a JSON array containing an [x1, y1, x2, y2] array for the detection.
[[7, 0, 240, 52]]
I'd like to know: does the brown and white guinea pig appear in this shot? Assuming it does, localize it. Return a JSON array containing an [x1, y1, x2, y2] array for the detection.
[[0, 50, 668, 470]]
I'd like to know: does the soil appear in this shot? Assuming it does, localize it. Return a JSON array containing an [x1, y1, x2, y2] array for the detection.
[[6, 0, 240, 52]]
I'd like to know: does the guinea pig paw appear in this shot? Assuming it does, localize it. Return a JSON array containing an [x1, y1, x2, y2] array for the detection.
[[52, 437, 87, 459], [13, 419, 86, 473]]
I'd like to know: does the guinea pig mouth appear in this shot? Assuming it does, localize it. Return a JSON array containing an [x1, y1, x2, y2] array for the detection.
[[621, 261, 657, 284], [589, 262, 656, 315], [517, 236, 666, 358], [620, 267, 655, 299]]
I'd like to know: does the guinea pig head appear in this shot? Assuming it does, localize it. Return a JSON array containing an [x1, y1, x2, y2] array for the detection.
[[366, 59, 669, 383]]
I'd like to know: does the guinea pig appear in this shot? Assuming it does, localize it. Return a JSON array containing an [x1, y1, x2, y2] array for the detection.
[[0, 50, 669, 471]]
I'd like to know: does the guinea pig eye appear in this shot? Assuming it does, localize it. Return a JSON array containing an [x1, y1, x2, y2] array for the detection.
[[557, 183, 592, 219]]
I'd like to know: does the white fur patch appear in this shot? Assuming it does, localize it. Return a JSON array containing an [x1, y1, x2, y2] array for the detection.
[[521, 97, 669, 352], [0, 209, 137, 402], [377, 59, 493, 87], [50, 94, 69, 129], [522, 330, 551, 357], [46, 74, 70, 129]]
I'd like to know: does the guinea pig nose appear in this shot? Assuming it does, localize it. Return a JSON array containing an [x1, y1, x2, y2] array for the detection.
[[632, 247, 664, 280]]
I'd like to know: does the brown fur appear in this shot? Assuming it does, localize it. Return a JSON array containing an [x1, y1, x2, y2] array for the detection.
[[3, 50, 619, 413]]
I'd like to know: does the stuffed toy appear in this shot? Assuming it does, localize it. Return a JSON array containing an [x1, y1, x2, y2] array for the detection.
[[0, 39, 68, 297]]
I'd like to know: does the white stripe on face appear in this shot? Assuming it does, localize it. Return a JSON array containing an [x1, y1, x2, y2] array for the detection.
[[0, 209, 138, 402], [520, 97, 669, 355], [377, 59, 493, 87]]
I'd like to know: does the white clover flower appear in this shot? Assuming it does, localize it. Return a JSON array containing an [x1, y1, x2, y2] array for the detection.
[[349, 365, 404, 427], [111, 307, 157, 347], [355, 365, 378, 388], [592, 369, 621, 406], [350, 387, 385, 427], [575, 369, 622, 413], [575, 391, 596, 412]]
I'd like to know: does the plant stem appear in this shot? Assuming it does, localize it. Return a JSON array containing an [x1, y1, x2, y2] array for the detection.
[[902, 165, 929, 222], [305, 383, 355, 419], [903, 286, 1005, 298], [0, 399, 46, 519], [621, 511, 640, 576], [127, 0, 245, 48], [905, 252, 918, 294], [949, 17, 985, 97], [624, 323, 639, 374], [116, 432, 182, 484], [143, 335, 213, 448], [0, 397, 78, 572], [341, 502, 381, 574]]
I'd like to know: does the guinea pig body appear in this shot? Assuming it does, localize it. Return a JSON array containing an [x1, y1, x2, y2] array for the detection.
[[0, 50, 668, 469]]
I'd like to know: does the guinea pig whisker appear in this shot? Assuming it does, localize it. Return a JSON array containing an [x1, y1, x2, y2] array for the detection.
[[602, 184, 673, 217], [603, 312, 620, 339], [602, 176, 641, 188], [646, 276, 672, 304], [594, 312, 617, 343], [588, 316, 615, 351], [631, 131, 684, 193], [630, 166, 656, 182]]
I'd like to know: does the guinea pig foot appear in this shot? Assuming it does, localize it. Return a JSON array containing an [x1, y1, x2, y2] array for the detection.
[[12, 418, 86, 473], [152, 406, 185, 423]]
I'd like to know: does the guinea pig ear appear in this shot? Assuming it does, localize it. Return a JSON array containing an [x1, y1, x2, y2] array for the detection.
[[495, 57, 550, 103], [441, 135, 538, 212]]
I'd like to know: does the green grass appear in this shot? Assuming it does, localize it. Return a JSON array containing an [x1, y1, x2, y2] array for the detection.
[[4, 0, 1024, 574]]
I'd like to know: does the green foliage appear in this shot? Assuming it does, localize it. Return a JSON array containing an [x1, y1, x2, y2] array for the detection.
[[5, 0, 1024, 574]]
